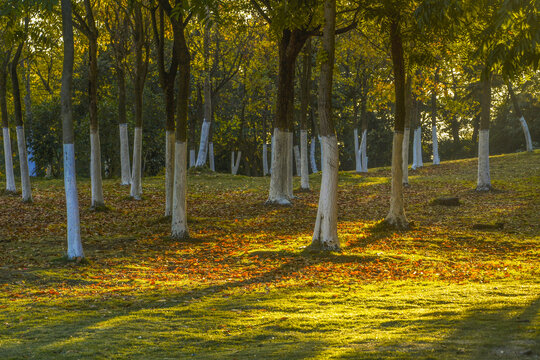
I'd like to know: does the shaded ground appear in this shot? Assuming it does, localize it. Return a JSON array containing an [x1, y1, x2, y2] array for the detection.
[[0, 151, 539, 359]]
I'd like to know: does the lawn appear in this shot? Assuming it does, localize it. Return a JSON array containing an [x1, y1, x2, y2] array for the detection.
[[0, 151, 539, 359]]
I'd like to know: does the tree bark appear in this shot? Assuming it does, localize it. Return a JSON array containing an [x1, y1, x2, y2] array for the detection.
[[160, 0, 190, 239], [61, 0, 83, 259], [117, 70, 131, 185], [11, 34, 32, 202], [195, 20, 212, 168], [507, 83, 533, 152], [151, 7, 177, 216], [385, 20, 408, 229], [0, 52, 16, 193], [130, 2, 148, 200], [431, 68, 440, 164], [299, 38, 311, 189], [402, 75, 411, 186], [476, 70, 492, 191], [267, 28, 310, 205], [311, 0, 339, 251], [80, 0, 104, 208]]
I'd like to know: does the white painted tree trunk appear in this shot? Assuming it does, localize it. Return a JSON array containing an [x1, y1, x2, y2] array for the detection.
[[386, 132, 408, 228], [287, 132, 294, 199], [269, 135, 274, 175], [293, 144, 301, 176], [300, 130, 309, 189], [209, 142, 215, 171], [195, 120, 211, 167], [267, 128, 292, 205], [359, 129, 368, 172], [432, 125, 440, 165], [16, 126, 32, 202], [231, 151, 241, 175], [119, 123, 131, 185], [3, 127, 16, 192], [310, 136, 318, 173], [412, 127, 419, 170], [130, 127, 143, 199], [354, 128, 361, 172], [165, 130, 175, 217], [45, 164, 52, 179], [262, 143, 269, 176], [189, 149, 196, 168], [402, 127, 410, 185], [476, 129, 491, 191], [171, 141, 188, 239], [519, 117, 533, 152], [90, 130, 104, 207], [64, 144, 83, 259], [318, 135, 324, 166], [312, 135, 339, 250], [416, 127, 423, 168]]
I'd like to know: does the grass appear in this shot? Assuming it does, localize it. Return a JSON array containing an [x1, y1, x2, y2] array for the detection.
[[0, 150, 539, 359]]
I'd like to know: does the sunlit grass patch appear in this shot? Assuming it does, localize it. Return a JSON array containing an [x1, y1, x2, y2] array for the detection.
[[0, 151, 539, 359]]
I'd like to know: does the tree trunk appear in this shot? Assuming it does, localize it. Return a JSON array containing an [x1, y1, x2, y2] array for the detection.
[[431, 68, 440, 164], [82, 0, 104, 208], [311, 0, 339, 251], [195, 21, 212, 168], [267, 29, 309, 205], [61, 0, 83, 259], [476, 70, 492, 191], [411, 97, 422, 170], [507, 83, 533, 152], [385, 20, 408, 229], [0, 57, 15, 193], [11, 39, 32, 202], [299, 38, 311, 189], [151, 7, 177, 216], [358, 93, 368, 172], [117, 69, 131, 185], [130, 2, 148, 200], [310, 109, 318, 173], [164, 3, 190, 240], [231, 151, 241, 175], [402, 75, 411, 186]]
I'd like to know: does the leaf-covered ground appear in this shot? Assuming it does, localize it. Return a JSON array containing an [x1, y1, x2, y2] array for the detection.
[[1, 151, 539, 359]]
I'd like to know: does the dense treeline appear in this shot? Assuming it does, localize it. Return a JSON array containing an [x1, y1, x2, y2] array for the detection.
[[0, 0, 537, 179]]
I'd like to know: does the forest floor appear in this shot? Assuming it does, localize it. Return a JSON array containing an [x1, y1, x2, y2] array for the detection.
[[0, 151, 539, 360]]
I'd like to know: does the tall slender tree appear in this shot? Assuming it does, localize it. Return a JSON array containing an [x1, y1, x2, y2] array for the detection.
[[150, 5, 178, 216], [11, 17, 32, 202], [129, 0, 150, 200], [105, 1, 132, 186], [61, 0, 83, 259], [312, 0, 339, 250], [0, 48, 15, 194], [72, 0, 104, 208]]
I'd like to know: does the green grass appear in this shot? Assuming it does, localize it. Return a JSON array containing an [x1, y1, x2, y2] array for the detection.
[[0, 151, 539, 359]]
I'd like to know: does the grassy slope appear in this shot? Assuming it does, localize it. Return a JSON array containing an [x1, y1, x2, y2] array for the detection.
[[0, 151, 538, 360]]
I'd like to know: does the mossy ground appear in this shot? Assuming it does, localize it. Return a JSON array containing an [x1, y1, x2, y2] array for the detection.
[[0, 151, 539, 359]]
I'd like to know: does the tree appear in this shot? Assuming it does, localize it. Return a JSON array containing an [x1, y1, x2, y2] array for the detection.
[[385, 18, 409, 229], [298, 38, 312, 190], [311, 0, 339, 250], [105, 0, 133, 186], [507, 82, 533, 152], [0, 46, 16, 193], [150, 4, 178, 216], [72, 0, 104, 208], [11, 17, 33, 202], [61, 0, 84, 259], [129, 0, 150, 200], [158, 0, 207, 239]]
